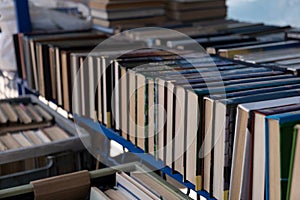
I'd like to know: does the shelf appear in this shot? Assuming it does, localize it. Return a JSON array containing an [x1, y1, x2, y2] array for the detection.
[[76, 115, 215, 200]]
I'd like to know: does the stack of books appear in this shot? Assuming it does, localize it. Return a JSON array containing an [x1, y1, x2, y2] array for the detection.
[[89, 0, 166, 28], [166, 0, 227, 22]]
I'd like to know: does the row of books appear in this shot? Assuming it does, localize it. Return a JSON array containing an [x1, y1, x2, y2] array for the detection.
[[126, 20, 290, 53], [0, 96, 84, 167], [11, 19, 300, 200], [0, 96, 97, 189], [89, 0, 166, 28], [0, 101, 53, 133], [230, 97, 300, 200], [13, 20, 292, 112], [13, 30, 146, 111], [0, 125, 70, 152], [13, 26, 300, 198], [70, 45, 300, 200], [207, 37, 300, 76]]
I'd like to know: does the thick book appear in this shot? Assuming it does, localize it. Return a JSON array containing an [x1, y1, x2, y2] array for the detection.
[[203, 87, 300, 196], [89, 0, 164, 11], [218, 40, 300, 58], [90, 187, 110, 200], [254, 105, 300, 200], [91, 8, 164, 20], [230, 97, 300, 200], [166, 7, 227, 21], [286, 124, 300, 199], [167, 0, 226, 11], [92, 16, 166, 28], [209, 88, 300, 200], [286, 28, 300, 40], [234, 46, 300, 64], [265, 110, 300, 200]]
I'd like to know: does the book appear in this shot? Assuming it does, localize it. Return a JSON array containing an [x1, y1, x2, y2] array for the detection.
[[0, 140, 7, 151], [0, 102, 18, 123], [167, 0, 226, 11], [130, 171, 190, 199], [90, 187, 111, 200], [210, 88, 300, 199], [218, 40, 300, 58], [287, 125, 300, 199], [203, 85, 300, 194], [35, 129, 52, 143], [230, 97, 300, 200], [0, 133, 21, 150], [166, 7, 227, 21], [116, 172, 159, 199], [26, 104, 43, 123], [113, 54, 300, 191], [34, 105, 53, 121], [286, 28, 300, 40], [42, 126, 70, 141], [89, 0, 164, 11], [23, 130, 44, 145], [16, 30, 103, 91], [37, 37, 105, 108], [13, 104, 32, 124], [234, 47, 300, 64], [206, 40, 281, 54], [12, 132, 33, 147], [91, 8, 164, 20], [0, 106, 8, 124], [105, 189, 131, 200], [0, 102, 53, 134], [92, 16, 166, 28], [12, 132, 36, 170], [167, 35, 256, 50], [265, 110, 300, 200]]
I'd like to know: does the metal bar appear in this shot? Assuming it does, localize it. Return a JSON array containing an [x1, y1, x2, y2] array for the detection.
[[0, 162, 138, 199], [14, 0, 32, 33], [0, 184, 33, 199], [76, 116, 215, 200]]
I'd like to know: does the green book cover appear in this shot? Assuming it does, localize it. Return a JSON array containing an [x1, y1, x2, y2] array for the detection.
[[266, 111, 300, 200], [286, 126, 299, 199], [279, 121, 298, 200]]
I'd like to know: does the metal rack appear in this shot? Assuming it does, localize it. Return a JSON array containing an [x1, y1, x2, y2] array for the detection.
[[12, 1, 215, 199]]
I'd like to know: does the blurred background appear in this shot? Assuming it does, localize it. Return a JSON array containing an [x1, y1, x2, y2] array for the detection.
[[227, 0, 300, 27]]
